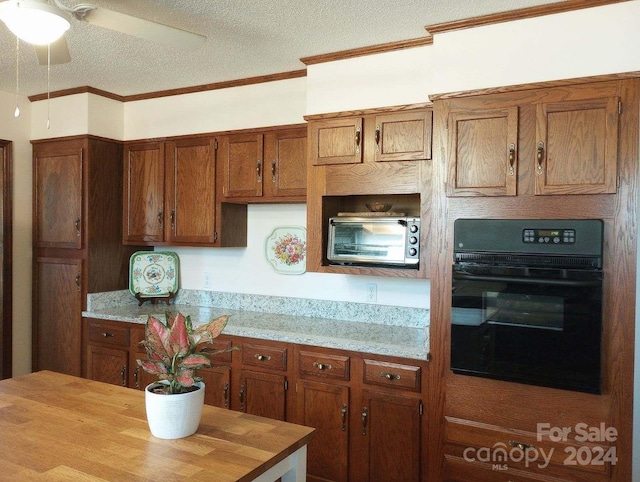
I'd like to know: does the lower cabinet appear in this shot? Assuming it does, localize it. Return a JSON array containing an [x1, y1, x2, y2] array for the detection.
[[83, 318, 428, 481], [294, 346, 426, 482]]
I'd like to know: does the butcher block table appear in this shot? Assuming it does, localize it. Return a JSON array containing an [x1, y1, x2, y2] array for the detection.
[[0, 371, 315, 481]]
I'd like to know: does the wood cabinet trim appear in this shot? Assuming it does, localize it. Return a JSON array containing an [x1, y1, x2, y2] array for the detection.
[[304, 102, 432, 121]]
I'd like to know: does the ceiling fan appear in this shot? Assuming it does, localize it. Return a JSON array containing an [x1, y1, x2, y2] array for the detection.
[[0, 0, 207, 65]]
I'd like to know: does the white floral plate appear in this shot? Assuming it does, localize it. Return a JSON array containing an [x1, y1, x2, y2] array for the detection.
[[265, 226, 307, 275], [129, 251, 180, 297]]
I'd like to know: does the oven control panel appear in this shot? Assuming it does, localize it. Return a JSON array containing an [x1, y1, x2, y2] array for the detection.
[[523, 228, 576, 244]]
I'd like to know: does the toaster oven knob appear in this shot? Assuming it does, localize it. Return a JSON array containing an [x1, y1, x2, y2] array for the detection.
[[410, 224, 419, 233], [409, 248, 418, 256], [410, 236, 418, 244]]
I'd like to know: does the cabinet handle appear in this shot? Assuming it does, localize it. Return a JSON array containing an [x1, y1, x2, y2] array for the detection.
[[256, 159, 263, 182], [361, 407, 368, 436], [380, 371, 401, 381], [271, 159, 277, 182], [157, 210, 163, 226], [223, 382, 229, 408], [239, 384, 246, 411], [133, 366, 140, 389], [341, 403, 347, 431], [355, 127, 361, 154], [101, 332, 114, 338], [120, 366, 127, 387], [254, 353, 271, 361], [375, 125, 381, 152], [170, 209, 175, 227], [313, 362, 332, 370], [75, 274, 81, 292], [508, 143, 516, 176], [74, 218, 81, 237], [536, 141, 545, 175], [508, 440, 535, 451]]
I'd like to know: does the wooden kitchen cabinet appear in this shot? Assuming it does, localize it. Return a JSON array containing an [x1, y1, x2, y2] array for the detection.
[[444, 80, 621, 197], [305, 104, 432, 279], [296, 348, 351, 482], [33, 144, 83, 249], [234, 340, 290, 420], [309, 108, 432, 166], [294, 346, 426, 482], [123, 137, 228, 246], [32, 137, 137, 376], [34, 257, 83, 376], [217, 125, 307, 203], [353, 359, 423, 482]]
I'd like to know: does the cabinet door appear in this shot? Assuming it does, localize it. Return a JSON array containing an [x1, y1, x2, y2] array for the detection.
[[357, 390, 422, 482], [264, 128, 307, 198], [33, 144, 83, 248], [166, 138, 216, 244], [123, 142, 165, 244], [297, 380, 349, 482], [374, 110, 432, 162], [535, 96, 619, 195], [309, 117, 364, 166], [86, 345, 128, 387], [199, 367, 231, 408], [33, 257, 82, 375], [237, 369, 286, 421], [446, 107, 519, 197], [219, 134, 264, 199]]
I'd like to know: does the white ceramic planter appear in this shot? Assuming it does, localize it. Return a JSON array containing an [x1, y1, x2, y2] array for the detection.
[[145, 381, 205, 439]]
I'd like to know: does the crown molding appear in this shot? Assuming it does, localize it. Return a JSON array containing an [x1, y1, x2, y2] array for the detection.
[[425, 0, 630, 35]]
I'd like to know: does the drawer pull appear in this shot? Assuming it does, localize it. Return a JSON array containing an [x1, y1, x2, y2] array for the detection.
[[120, 366, 126, 387], [508, 440, 535, 451], [223, 382, 229, 408], [101, 332, 114, 338], [313, 362, 332, 370], [255, 354, 271, 361], [239, 384, 246, 411], [380, 371, 401, 381], [341, 403, 347, 431]]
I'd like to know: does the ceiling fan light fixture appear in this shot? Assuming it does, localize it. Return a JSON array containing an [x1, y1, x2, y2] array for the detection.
[[0, 0, 70, 45]]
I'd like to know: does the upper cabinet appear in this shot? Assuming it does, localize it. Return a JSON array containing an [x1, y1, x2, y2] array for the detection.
[[124, 137, 245, 247], [218, 126, 307, 203], [33, 143, 83, 249], [444, 81, 621, 197], [122, 142, 165, 244], [310, 110, 432, 166], [305, 104, 432, 279]]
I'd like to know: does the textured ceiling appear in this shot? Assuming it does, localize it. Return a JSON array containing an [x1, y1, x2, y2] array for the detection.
[[0, 0, 560, 98]]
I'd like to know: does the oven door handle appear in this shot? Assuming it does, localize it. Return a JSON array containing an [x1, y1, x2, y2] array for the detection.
[[453, 272, 601, 287]]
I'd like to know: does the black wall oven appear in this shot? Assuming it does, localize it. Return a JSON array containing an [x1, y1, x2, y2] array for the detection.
[[451, 219, 603, 394]]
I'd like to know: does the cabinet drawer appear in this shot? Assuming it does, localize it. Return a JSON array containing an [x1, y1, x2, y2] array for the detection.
[[87, 321, 130, 347], [445, 416, 611, 478], [298, 350, 350, 381], [362, 359, 421, 392], [241, 343, 287, 371]]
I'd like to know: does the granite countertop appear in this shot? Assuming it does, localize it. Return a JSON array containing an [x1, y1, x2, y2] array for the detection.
[[82, 290, 430, 361]]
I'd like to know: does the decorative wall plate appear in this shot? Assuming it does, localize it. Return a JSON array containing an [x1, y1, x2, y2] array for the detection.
[[129, 251, 179, 297], [265, 226, 307, 275]]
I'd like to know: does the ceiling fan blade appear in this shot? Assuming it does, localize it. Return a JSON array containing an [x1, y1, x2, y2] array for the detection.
[[34, 36, 71, 65], [82, 7, 206, 51]]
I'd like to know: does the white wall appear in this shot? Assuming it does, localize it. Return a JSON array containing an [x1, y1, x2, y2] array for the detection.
[[173, 203, 429, 308], [0, 91, 31, 376], [124, 77, 307, 139]]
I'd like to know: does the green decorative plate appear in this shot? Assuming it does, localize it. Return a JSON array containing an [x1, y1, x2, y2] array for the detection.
[[129, 251, 179, 297]]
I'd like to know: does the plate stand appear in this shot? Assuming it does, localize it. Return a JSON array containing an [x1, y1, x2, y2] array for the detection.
[[135, 292, 175, 307]]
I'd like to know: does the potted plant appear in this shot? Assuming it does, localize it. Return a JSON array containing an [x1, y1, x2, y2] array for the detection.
[[137, 311, 232, 439]]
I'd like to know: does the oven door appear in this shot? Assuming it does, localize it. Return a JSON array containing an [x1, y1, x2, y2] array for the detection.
[[451, 265, 603, 393]]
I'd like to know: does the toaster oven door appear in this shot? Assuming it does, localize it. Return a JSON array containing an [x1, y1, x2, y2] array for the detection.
[[328, 218, 408, 266]]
